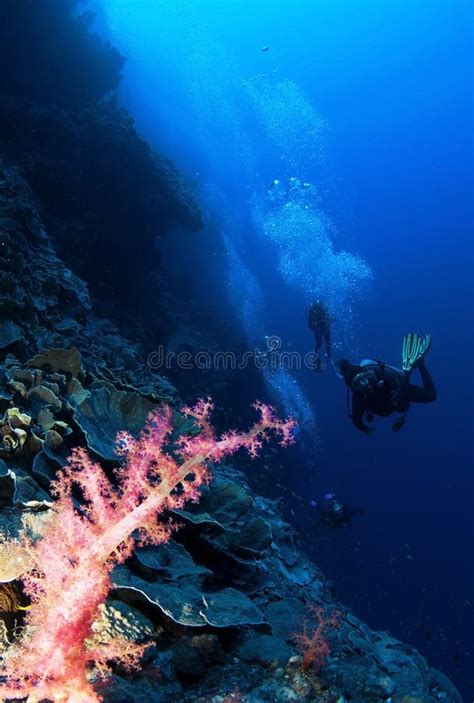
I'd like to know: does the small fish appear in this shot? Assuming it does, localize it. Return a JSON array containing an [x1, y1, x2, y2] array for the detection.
[[261, 46, 270, 52]]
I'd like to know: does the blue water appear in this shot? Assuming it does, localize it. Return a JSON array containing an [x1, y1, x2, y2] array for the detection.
[[96, 1, 473, 696]]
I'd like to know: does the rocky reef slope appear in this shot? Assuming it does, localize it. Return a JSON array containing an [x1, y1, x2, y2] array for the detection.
[[0, 0, 201, 320], [0, 162, 461, 703]]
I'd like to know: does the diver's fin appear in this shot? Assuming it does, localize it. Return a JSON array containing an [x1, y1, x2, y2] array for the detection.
[[402, 333, 432, 371]]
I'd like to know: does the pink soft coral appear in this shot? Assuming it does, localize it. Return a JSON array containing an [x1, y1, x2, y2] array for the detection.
[[293, 605, 340, 674], [0, 400, 295, 703]]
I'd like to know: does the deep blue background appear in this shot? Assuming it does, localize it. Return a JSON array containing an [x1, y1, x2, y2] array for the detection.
[[98, 1, 473, 696]]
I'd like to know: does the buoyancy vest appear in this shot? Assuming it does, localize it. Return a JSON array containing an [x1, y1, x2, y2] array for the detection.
[[357, 359, 408, 414]]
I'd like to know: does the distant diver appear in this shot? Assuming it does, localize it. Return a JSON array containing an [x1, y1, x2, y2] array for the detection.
[[336, 333, 436, 434], [308, 300, 332, 372], [313, 493, 363, 529]]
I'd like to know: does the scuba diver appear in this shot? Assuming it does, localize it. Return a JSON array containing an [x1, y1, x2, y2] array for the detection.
[[336, 333, 436, 434], [308, 300, 332, 372], [312, 493, 363, 529]]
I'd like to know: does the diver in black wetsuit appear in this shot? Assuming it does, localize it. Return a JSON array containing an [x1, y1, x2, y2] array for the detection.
[[315, 493, 363, 529], [336, 334, 436, 434], [308, 301, 332, 372]]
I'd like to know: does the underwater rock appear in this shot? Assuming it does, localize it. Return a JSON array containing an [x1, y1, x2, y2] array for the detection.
[[173, 479, 274, 565], [73, 384, 156, 461], [0, 165, 161, 388], [171, 634, 226, 680], [36, 408, 56, 433], [31, 451, 58, 489], [0, 94, 202, 320], [0, 504, 52, 583], [89, 363, 179, 406], [191, 480, 254, 522], [27, 347, 83, 378], [65, 377, 91, 409], [0, 537, 32, 585], [264, 598, 307, 640], [229, 517, 273, 558], [42, 428, 69, 467], [112, 564, 264, 629], [27, 384, 62, 414], [133, 542, 212, 582], [428, 669, 462, 703], [271, 533, 315, 586], [0, 462, 51, 510], [198, 588, 265, 628], [319, 619, 460, 703], [0, 463, 16, 506], [100, 673, 183, 703], [0, 408, 32, 458], [0, 164, 92, 362], [0, 321, 24, 349], [87, 599, 156, 649], [238, 634, 291, 667]]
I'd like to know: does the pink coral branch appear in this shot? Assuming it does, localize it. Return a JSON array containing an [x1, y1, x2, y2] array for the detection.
[[0, 400, 295, 703], [293, 605, 340, 674]]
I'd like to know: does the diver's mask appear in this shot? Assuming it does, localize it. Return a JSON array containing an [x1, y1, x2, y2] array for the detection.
[[351, 370, 384, 394]]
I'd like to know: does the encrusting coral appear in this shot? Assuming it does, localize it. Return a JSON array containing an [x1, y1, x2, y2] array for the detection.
[[0, 399, 295, 703]]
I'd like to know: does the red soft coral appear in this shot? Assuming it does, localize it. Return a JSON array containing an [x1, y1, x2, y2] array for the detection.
[[293, 605, 340, 674], [0, 400, 295, 703]]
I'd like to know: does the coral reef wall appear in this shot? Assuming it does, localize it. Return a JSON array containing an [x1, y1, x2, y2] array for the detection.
[[0, 0, 202, 317]]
